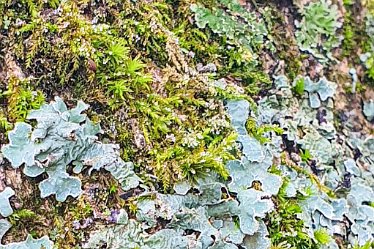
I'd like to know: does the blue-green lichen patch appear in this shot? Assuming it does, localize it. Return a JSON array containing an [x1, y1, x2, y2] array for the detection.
[[363, 99, 374, 121], [304, 77, 337, 109], [0, 235, 53, 249], [0, 220, 11, 243], [0, 188, 15, 218], [1, 97, 139, 202], [255, 73, 374, 247]]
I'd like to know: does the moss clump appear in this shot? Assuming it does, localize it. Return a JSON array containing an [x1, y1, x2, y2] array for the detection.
[[267, 177, 319, 249], [341, 2, 369, 58], [3, 77, 45, 122], [246, 117, 283, 144]]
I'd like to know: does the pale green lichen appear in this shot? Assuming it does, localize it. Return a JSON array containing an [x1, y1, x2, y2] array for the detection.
[[0, 235, 53, 249], [0, 220, 11, 242], [295, 0, 342, 62], [1, 97, 139, 202], [227, 158, 282, 196], [0, 188, 15, 218], [303, 77, 337, 108], [191, 0, 273, 55], [363, 100, 374, 121]]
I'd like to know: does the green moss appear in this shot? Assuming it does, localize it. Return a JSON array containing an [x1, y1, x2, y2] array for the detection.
[[314, 228, 331, 245], [341, 5, 368, 59], [344, 81, 366, 94], [69, 198, 93, 221], [246, 118, 283, 144], [292, 77, 305, 96], [300, 149, 312, 163], [8, 209, 37, 226], [353, 240, 374, 249], [267, 178, 318, 249], [6, 209, 41, 240], [340, 1, 374, 86], [266, 4, 304, 81], [0, 110, 12, 131], [2, 77, 45, 122], [149, 129, 237, 190]]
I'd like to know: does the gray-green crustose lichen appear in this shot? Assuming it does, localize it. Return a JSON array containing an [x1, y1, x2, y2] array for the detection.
[[1, 97, 140, 202]]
